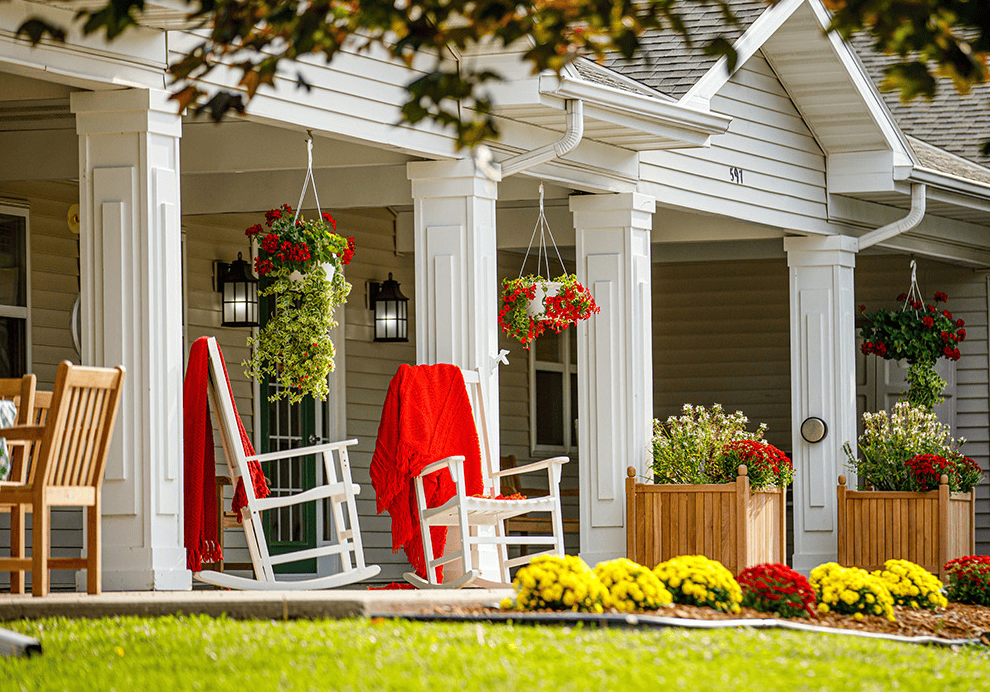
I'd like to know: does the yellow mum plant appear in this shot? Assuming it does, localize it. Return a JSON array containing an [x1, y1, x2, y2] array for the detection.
[[593, 558, 673, 613], [810, 562, 895, 621], [652, 555, 742, 613], [872, 559, 947, 610], [503, 555, 609, 613]]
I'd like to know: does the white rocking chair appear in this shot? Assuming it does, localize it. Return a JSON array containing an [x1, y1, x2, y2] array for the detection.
[[405, 364, 568, 589], [194, 337, 380, 590]]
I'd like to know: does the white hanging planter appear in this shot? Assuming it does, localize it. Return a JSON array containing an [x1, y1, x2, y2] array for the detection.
[[526, 281, 562, 319], [289, 262, 336, 284]]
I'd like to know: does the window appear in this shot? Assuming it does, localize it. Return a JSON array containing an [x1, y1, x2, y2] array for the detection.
[[0, 205, 29, 378], [530, 328, 578, 455]]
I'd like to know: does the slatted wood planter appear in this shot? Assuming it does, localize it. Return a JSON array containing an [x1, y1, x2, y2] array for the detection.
[[625, 465, 786, 574], [836, 475, 975, 580]]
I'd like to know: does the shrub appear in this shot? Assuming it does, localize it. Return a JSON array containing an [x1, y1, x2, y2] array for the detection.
[[843, 401, 972, 491], [653, 555, 742, 613], [593, 558, 672, 613], [871, 559, 947, 610], [652, 404, 766, 485], [505, 555, 609, 613], [810, 563, 895, 621], [737, 563, 817, 618], [943, 555, 990, 606]]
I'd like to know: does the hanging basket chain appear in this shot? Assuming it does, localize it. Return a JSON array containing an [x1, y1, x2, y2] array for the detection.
[[294, 131, 324, 224], [903, 259, 923, 316], [518, 182, 567, 280]]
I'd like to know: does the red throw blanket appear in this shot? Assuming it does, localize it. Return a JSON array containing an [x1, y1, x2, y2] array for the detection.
[[183, 337, 270, 571], [370, 364, 484, 582]]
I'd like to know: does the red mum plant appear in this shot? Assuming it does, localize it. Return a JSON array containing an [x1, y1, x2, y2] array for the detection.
[[943, 555, 990, 606], [738, 563, 817, 618], [906, 453, 983, 493], [499, 274, 599, 348], [719, 440, 794, 490]]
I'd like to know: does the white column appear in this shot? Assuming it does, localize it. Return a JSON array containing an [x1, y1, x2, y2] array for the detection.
[[784, 235, 858, 575], [571, 192, 656, 567], [72, 89, 189, 590], [407, 159, 501, 577]]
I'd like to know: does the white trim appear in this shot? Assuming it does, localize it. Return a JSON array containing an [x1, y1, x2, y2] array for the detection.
[[0, 202, 31, 374]]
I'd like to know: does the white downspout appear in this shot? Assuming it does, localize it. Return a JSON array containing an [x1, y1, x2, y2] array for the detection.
[[500, 99, 584, 177], [857, 183, 927, 250]]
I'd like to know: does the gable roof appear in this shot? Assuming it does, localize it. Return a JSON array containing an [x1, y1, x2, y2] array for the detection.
[[602, 1, 767, 100], [849, 34, 990, 168]]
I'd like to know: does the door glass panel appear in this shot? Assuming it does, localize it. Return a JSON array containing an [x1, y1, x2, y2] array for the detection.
[[535, 370, 564, 446], [0, 214, 26, 307], [0, 317, 24, 378]]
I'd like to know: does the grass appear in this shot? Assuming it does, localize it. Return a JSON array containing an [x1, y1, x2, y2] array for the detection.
[[0, 616, 988, 691]]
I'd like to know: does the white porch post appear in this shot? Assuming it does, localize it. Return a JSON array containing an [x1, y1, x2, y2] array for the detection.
[[784, 235, 858, 574], [71, 89, 189, 590], [571, 192, 656, 567], [407, 159, 501, 577]]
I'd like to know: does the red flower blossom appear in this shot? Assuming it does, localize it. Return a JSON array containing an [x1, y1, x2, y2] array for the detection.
[[934, 291, 948, 302], [922, 316, 934, 328], [245, 223, 263, 238], [897, 293, 908, 301], [322, 211, 338, 231], [956, 318, 966, 328], [957, 328, 966, 341]]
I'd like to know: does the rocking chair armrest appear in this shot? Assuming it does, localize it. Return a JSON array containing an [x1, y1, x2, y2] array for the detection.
[[492, 456, 569, 479], [414, 455, 466, 478], [244, 439, 359, 464], [0, 425, 46, 442]]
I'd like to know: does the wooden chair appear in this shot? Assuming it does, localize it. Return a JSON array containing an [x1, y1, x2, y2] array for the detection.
[[0, 361, 125, 596], [193, 337, 380, 590], [500, 454, 580, 555], [405, 366, 569, 589], [0, 375, 37, 484]]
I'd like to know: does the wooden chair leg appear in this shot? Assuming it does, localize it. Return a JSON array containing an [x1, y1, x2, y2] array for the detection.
[[10, 505, 26, 594], [31, 503, 49, 597], [86, 497, 102, 595]]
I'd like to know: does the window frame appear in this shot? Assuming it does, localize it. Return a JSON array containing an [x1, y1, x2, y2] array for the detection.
[[529, 330, 577, 456], [0, 202, 32, 375]]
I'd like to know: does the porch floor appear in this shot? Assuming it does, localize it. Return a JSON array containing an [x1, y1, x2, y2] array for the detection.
[[0, 588, 512, 621]]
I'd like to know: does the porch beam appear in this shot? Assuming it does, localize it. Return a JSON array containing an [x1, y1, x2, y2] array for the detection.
[[571, 192, 656, 567]]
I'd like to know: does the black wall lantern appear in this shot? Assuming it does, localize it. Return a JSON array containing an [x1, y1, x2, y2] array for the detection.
[[215, 253, 259, 327], [369, 273, 409, 342]]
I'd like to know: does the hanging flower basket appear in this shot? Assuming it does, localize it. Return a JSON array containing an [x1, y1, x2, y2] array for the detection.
[[858, 260, 965, 410], [499, 274, 598, 348], [243, 203, 355, 404]]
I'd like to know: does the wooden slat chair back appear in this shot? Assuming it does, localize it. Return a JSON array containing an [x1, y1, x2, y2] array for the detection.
[[405, 364, 569, 589], [25, 391, 53, 484], [0, 361, 125, 596], [193, 337, 380, 590]]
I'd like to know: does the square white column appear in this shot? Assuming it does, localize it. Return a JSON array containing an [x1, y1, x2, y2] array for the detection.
[[72, 89, 189, 590], [571, 192, 656, 567], [407, 158, 501, 578], [784, 235, 858, 574]]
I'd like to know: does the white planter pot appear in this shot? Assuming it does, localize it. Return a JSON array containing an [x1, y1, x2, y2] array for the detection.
[[525, 281, 562, 320], [289, 262, 336, 284]]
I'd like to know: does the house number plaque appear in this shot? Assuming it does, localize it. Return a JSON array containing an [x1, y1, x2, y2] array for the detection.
[[729, 167, 744, 184]]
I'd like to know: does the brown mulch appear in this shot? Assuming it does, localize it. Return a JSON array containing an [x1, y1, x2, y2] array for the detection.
[[419, 602, 990, 644]]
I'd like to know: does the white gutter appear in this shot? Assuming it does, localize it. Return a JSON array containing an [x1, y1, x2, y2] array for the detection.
[[500, 99, 584, 177], [857, 183, 927, 250]]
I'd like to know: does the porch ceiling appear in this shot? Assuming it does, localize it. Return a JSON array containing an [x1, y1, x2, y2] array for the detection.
[[26, 0, 199, 29]]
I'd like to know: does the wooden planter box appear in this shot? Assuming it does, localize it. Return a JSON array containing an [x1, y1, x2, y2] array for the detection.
[[836, 475, 975, 580], [625, 466, 786, 574]]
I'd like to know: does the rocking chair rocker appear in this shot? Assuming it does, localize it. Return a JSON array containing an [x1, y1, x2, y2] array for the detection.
[[192, 337, 380, 590]]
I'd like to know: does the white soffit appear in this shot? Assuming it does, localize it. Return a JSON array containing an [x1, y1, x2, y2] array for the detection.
[[491, 60, 730, 152]]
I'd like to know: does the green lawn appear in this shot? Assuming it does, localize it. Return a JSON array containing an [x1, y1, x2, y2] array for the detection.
[[1, 616, 987, 691]]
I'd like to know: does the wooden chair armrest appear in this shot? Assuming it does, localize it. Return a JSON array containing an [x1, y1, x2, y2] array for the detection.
[[492, 456, 568, 478], [414, 455, 466, 478], [0, 425, 45, 441]]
